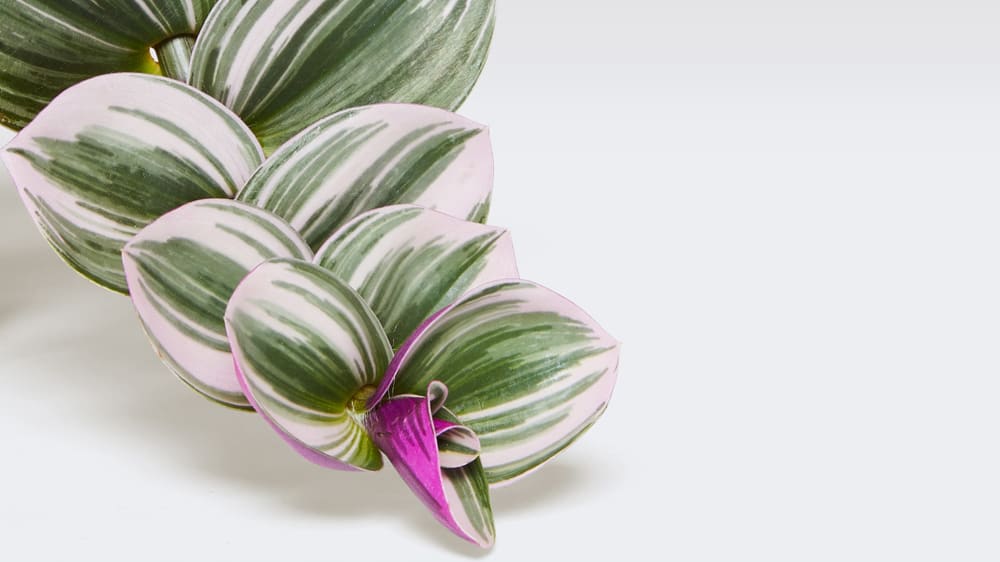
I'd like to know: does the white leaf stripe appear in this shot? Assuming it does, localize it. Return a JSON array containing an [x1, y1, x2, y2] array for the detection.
[[2, 73, 263, 293], [314, 204, 516, 348], [231, 357, 365, 472], [237, 103, 493, 250], [434, 409, 484, 469], [225, 258, 392, 470], [0, 0, 217, 129], [124, 199, 311, 408], [189, 0, 496, 152], [386, 280, 621, 486], [442, 459, 495, 547]]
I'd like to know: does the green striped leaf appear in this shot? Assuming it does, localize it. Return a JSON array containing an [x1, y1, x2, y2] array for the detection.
[[380, 280, 620, 486], [225, 258, 391, 471], [124, 199, 311, 409], [427, 398, 496, 548], [314, 205, 516, 349], [433, 407, 492, 546], [435, 409, 484, 470], [2, 73, 263, 293], [189, 0, 496, 153], [0, 0, 218, 129], [237, 104, 494, 250], [441, 458, 495, 547]]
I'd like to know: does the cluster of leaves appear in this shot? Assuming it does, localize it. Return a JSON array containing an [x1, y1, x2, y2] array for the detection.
[[0, 0, 619, 548]]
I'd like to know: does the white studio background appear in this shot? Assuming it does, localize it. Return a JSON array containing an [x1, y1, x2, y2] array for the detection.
[[1, 2, 999, 561]]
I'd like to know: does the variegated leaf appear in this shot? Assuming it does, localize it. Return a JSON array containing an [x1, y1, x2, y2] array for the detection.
[[237, 104, 494, 250], [0, 0, 218, 129], [1, 73, 263, 293], [225, 258, 391, 471], [367, 392, 495, 547], [189, 0, 496, 153], [124, 199, 312, 408], [434, 407, 483, 470], [372, 280, 621, 486], [314, 205, 516, 348]]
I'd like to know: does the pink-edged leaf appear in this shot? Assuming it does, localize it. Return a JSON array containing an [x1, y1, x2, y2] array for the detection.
[[225, 258, 392, 471], [189, 2, 496, 155], [124, 199, 311, 408], [236, 103, 494, 249], [232, 357, 360, 472], [313, 204, 517, 349], [3, 73, 263, 293], [435, 421, 483, 470], [371, 280, 621, 486]]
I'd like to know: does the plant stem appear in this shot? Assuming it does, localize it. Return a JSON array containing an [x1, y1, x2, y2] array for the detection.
[[154, 35, 196, 81]]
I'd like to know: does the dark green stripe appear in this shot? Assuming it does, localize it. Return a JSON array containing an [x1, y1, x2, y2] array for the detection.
[[443, 458, 495, 545], [484, 405, 607, 485], [391, 281, 617, 483], [316, 206, 507, 349], [190, 0, 495, 153], [227, 260, 391, 414], [227, 259, 390, 470], [26, 192, 129, 292], [239, 111, 488, 251], [0, 0, 217, 129]]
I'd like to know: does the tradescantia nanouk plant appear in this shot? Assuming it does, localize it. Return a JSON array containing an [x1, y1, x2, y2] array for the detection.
[[225, 259, 619, 546], [124, 201, 516, 408], [3, 73, 494, 294], [0, 0, 495, 153], [0, 0, 622, 550]]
